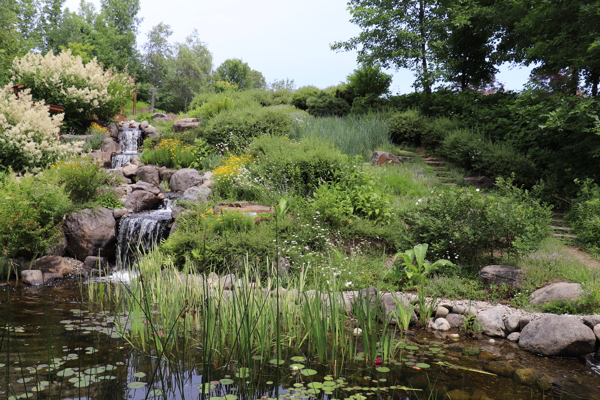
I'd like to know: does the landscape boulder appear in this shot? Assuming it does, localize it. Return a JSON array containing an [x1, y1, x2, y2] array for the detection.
[[159, 168, 176, 183], [519, 314, 596, 356], [429, 317, 451, 331], [530, 282, 583, 305], [64, 208, 117, 260], [144, 125, 158, 134], [152, 113, 173, 121], [83, 256, 110, 271], [182, 186, 212, 203], [371, 151, 412, 166], [130, 181, 160, 195], [136, 165, 160, 187], [170, 168, 203, 192], [108, 122, 119, 139], [476, 305, 508, 337], [479, 265, 523, 288], [34, 255, 84, 276], [124, 190, 162, 213], [101, 137, 120, 154], [122, 163, 138, 178], [172, 118, 201, 133], [21, 270, 44, 286]]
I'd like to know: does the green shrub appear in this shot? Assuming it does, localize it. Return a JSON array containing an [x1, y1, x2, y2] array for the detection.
[[313, 164, 393, 226], [247, 135, 348, 196], [270, 89, 293, 105], [140, 137, 200, 169], [388, 109, 425, 144], [306, 92, 350, 117], [408, 178, 552, 263], [291, 86, 322, 110], [52, 159, 117, 204], [568, 180, 600, 254], [205, 107, 292, 154], [420, 116, 460, 151], [188, 95, 234, 121], [0, 174, 72, 258]]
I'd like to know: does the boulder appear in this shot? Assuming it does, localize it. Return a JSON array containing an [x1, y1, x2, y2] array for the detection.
[[101, 137, 120, 154], [108, 122, 119, 139], [504, 314, 520, 333], [136, 165, 160, 187], [131, 181, 160, 195], [519, 314, 596, 356], [144, 125, 157, 134], [182, 186, 212, 203], [371, 151, 412, 166], [21, 270, 43, 286], [124, 190, 162, 213], [380, 292, 412, 320], [220, 274, 236, 290], [507, 332, 521, 342], [170, 168, 204, 192], [476, 305, 508, 337], [128, 121, 140, 129], [34, 255, 84, 276], [159, 169, 176, 183], [140, 121, 149, 130], [479, 265, 523, 288], [172, 118, 201, 133], [582, 315, 600, 329], [43, 272, 64, 282], [514, 368, 538, 387], [594, 324, 600, 341], [530, 282, 583, 305], [446, 313, 465, 328], [464, 176, 495, 189], [358, 286, 378, 305], [113, 209, 128, 219], [429, 317, 451, 331], [64, 208, 117, 260], [519, 315, 533, 330], [122, 163, 138, 178], [83, 256, 110, 271], [152, 113, 173, 121], [435, 306, 450, 319], [89, 151, 111, 164]]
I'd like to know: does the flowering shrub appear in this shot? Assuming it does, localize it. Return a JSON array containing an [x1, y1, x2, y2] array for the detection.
[[141, 138, 196, 169], [86, 122, 109, 135], [12, 50, 134, 132], [0, 84, 82, 173], [212, 154, 262, 199]]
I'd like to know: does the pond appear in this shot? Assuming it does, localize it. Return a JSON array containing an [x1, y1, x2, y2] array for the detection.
[[1, 281, 599, 400]]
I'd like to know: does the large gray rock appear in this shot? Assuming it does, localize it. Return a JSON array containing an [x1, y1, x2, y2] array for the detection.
[[34, 255, 84, 276], [130, 181, 160, 195], [479, 265, 523, 288], [519, 314, 596, 356], [464, 176, 494, 189], [182, 186, 212, 203], [124, 190, 162, 213], [582, 315, 600, 329], [380, 292, 412, 320], [594, 324, 600, 341], [136, 165, 160, 187], [152, 113, 173, 121], [504, 314, 520, 333], [101, 137, 120, 154], [122, 163, 138, 178], [446, 313, 465, 328], [21, 270, 43, 285], [476, 305, 508, 337], [108, 122, 119, 139], [429, 317, 451, 331], [159, 169, 176, 183], [64, 208, 117, 260], [172, 118, 201, 133], [530, 282, 583, 305], [170, 168, 203, 192], [83, 256, 110, 271]]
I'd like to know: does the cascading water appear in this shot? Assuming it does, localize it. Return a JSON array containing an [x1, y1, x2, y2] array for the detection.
[[111, 127, 143, 168]]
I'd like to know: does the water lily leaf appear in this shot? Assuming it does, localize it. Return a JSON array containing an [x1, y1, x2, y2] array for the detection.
[[16, 377, 33, 383], [405, 345, 419, 350], [376, 367, 389, 373], [415, 363, 430, 369], [269, 359, 285, 365], [300, 369, 317, 376], [266, 381, 273, 385], [293, 383, 304, 388], [308, 382, 323, 389], [225, 394, 237, 400], [128, 382, 147, 389], [57, 368, 74, 377], [290, 356, 306, 362], [289, 363, 305, 370], [219, 378, 234, 385], [133, 372, 146, 378]]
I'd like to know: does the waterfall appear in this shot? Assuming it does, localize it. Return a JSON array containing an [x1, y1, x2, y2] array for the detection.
[[111, 127, 143, 168], [117, 210, 173, 267]]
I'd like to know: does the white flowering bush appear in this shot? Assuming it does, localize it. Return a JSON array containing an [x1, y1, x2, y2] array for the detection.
[[0, 84, 83, 173], [12, 50, 134, 132]]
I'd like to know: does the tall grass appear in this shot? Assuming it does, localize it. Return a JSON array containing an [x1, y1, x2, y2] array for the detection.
[[291, 114, 390, 160]]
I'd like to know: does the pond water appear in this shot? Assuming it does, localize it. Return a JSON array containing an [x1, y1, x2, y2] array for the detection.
[[1, 282, 599, 400]]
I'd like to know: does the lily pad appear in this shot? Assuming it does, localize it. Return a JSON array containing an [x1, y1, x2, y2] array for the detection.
[[289, 363, 305, 370], [268, 359, 285, 365], [415, 363, 430, 369], [375, 367, 389, 373], [300, 369, 317, 376], [133, 372, 146, 378], [128, 382, 147, 389], [290, 356, 306, 362], [219, 378, 234, 385]]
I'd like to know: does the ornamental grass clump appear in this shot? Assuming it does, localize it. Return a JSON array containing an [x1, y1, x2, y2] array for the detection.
[[12, 50, 134, 132], [0, 84, 82, 173]]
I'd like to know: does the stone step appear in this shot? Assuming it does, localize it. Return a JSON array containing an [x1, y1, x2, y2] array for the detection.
[[552, 218, 569, 225], [550, 225, 572, 232], [439, 177, 454, 181], [552, 233, 577, 239]]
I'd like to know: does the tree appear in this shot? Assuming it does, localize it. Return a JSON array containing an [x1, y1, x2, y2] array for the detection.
[[0, 1, 20, 84], [250, 69, 267, 90], [98, 0, 142, 72], [332, 0, 444, 96], [216, 58, 253, 90], [142, 22, 173, 88], [39, 0, 66, 53], [269, 78, 295, 91], [15, 0, 41, 52], [159, 30, 213, 112]]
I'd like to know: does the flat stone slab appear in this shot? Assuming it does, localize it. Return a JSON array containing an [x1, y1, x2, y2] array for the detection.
[[530, 282, 583, 305]]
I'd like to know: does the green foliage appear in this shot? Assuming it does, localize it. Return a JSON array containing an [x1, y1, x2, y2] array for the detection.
[[420, 116, 460, 151], [387, 109, 425, 145], [340, 64, 392, 106], [291, 113, 390, 160], [0, 173, 72, 258], [306, 92, 350, 117], [81, 133, 108, 152], [568, 179, 600, 254], [140, 137, 201, 169], [188, 95, 233, 121], [52, 159, 117, 204], [291, 86, 322, 111], [215, 58, 254, 90], [313, 163, 393, 226], [204, 107, 292, 154], [247, 135, 348, 196], [92, 193, 124, 209], [408, 179, 552, 263], [389, 244, 455, 286]]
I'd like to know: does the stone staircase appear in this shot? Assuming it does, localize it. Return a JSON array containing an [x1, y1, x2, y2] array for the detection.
[[423, 157, 456, 186], [551, 212, 577, 240]]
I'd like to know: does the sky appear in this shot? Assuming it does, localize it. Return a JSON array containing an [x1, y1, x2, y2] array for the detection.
[[64, 0, 532, 93]]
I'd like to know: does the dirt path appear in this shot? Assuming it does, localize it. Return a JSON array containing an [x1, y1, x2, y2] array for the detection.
[[563, 245, 600, 269]]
